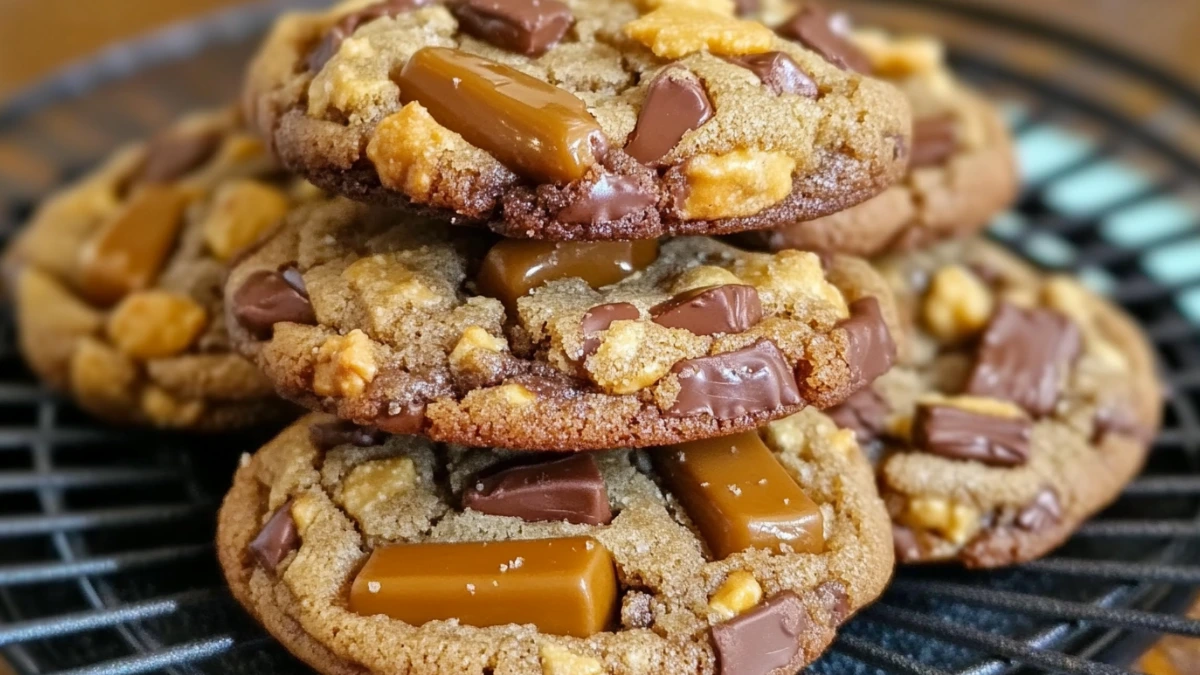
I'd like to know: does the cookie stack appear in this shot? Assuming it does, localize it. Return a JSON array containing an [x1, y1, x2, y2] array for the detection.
[[3, 1, 1163, 674]]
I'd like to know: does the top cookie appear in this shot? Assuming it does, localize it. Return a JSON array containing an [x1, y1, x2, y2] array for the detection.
[[740, 21, 1018, 256], [3, 108, 315, 430], [243, 0, 911, 240]]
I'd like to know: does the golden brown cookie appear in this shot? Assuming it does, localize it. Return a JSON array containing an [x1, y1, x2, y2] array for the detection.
[[741, 20, 1018, 256], [3, 108, 317, 430], [217, 410, 893, 675], [242, 0, 911, 241], [826, 239, 1161, 566], [224, 197, 904, 450]]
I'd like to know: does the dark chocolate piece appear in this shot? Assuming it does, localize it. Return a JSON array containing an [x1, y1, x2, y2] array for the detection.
[[625, 69, 713, 165], [231, 268, 317, 338], [778, 2, 871, 73], [724, 52, 817, 97], [836, 297, 897, 394], [250, 500, 299, 573], [463, 454, 612, 525], [912, 404, 1032, 467], [451, 0, 573, 56], [667, 340, 802, 419], [650, 285, 763, 336], [965, 303, 1082, 416]]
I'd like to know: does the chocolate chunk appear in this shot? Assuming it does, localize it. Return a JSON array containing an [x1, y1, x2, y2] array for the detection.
[[1092, 403, 1148, 444], [836, 297, 897, 394], [667, 340, 802, 419], [558, 174, 657, 225], [308, 0, 429, 70], [1016, 488, 1062, 532], [250, 500, 299, 573], [778, 3, 871, 73], [732, 0, 761, 15], [581, 303, 640, 357], [710, 591, 806, 675], [965, 303, 1082, 416], [231, 268, 317, 338], [816, 581, 850, 624], [892, 524, 922, 561], [463, 454, 613, 525], [374, 403, 426, 435], [912, 404, 1032, 467], [451, 0, 573, 56], [310, 420, 386, 451], [625, 69, 713, 165], [827, 387, 890, 443], [139, 128, 222, 184], [650, 285, 763, 336], [911, 114, 959, 167], [724, 52, 817, 97]]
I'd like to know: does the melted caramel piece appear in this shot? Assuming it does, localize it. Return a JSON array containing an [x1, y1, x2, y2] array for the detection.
[[78, 185, 191, 306], [396, 47, 606, 183], [476, 239, 658, 308], [349, 536, 617, 637], [656, 432, 823, 558]]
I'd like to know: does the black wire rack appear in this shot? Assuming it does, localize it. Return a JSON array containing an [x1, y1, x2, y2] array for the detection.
[[0, 1, 1198, 674]]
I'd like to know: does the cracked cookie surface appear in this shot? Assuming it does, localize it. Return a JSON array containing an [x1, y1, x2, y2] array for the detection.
[[224, 196, 903, 450], [827, 239, 1161, 566], [741, 19, 1017, 256], [242, 0, 910, 240], [217, 409, 893, 675], [3, 108, 317, 430]]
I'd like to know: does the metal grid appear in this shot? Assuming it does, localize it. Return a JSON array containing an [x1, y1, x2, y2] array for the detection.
[[0, 1, 1198, 674]]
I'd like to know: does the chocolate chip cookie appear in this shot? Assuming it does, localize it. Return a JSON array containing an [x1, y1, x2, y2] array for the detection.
[[242, 0, 911, 241], [224, 196, 903, 450], [3, 108, 317, 429], [742, 21, 1018, 256], [217, 409, 893, 675], [826, 239, 1161, 566]]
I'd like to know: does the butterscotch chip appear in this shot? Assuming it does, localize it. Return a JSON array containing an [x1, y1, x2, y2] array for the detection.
[[3, 107, 308, 430], [679, 150, 795, 220], [226, 196, 901, 450], [829, 238, 1161, 567], [242, 0, 912, 240], [216, 409, 894, 675]]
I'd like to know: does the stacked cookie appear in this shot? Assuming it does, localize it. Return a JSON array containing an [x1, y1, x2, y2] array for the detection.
[[3, 0, 1163, 674]]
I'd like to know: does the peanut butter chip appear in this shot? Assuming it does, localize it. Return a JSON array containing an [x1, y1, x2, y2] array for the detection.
[[395, 47, 606, 184], [107, 291, 208, 359], [78, 185, 191, 306], [203, 180, 290, 261], [624, 5, 775, 59], [625, 68, 713, 166], [679, 150, 795, 220]]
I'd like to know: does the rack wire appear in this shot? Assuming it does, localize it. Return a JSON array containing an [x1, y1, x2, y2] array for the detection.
[[0, 1, 1198, 673]]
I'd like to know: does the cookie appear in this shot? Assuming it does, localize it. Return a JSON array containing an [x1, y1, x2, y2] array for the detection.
[[217, 409, 893, 675], [2, 108, 318, 430], [241, 0, 911, 241], [825, 239, 1161, 566], [741, 22, 1018, 256], [224, 196, 903, 450]]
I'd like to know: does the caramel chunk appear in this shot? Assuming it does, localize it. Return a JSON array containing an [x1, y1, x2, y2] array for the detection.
[[349, 536, 617, 637], [655, 431, 823, 558], [78, 185, 190, 306], [396, 47, 606, 183], [451, 0, 573, 56], [625, 68, 713, 166], [667, 340, 801, 419], [476, 239, 658, 308], [651, 284, 762, 335], [463, 454, 613, 525]]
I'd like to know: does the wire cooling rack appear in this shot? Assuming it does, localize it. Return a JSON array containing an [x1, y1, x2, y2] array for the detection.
[[0, 1, 1198, 674]]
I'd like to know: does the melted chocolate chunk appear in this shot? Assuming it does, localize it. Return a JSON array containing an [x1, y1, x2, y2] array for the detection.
[[710, 591, 806, 675], [912, 405, 1032, 467], [310, 420, 386, 451], [557, 174, 657, 225], [827, 387, 890, 443], [911, 114, 959, 167], [451, 0, 573, 56], [462, 454, 612, 525], [139, 128, 222, 184], [778, 3, 871, 73], [1015, 488, 1062, 532], [250, 500, 299, 573], [308, 0, 429, 71], [580, 303, 640, 357], [374, 403, 426, 434], [965, 303, 1082, 416], [625, 69, 713, 165], [836, 297, 897, 394], [232, 266, 317, 338], [723, 52, 817, 97], [667, 340, 802, 419], [650, 285, 763, 336]]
